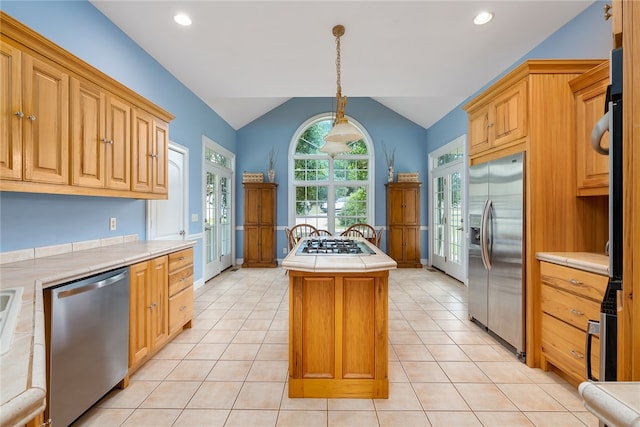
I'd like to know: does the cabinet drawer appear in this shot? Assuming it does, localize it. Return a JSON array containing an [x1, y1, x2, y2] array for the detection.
[[541, 284, 601, 332], [540, 262, 608, 301], [168, 248, 193, 273], [169, 286, 193, 336], [542, 313, 599, 382], [169, 265, 193, 296]]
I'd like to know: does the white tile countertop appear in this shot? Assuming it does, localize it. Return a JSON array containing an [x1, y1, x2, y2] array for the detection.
[[281, 237, 397, 272], [536, 252, 609, 276], [579, 381, 640, 426], [0, 238, 195, 427]]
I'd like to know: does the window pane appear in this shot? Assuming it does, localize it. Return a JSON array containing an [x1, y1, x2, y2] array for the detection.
[[294, 158, 329, 181], [334, 159, 368, 181], [334, 186, 367, 232]]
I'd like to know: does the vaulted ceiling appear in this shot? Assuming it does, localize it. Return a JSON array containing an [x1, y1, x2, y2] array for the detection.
[[91, 0, 595, 130]]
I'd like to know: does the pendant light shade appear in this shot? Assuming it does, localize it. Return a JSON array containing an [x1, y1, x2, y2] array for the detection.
[[320, 25, 363, 158]]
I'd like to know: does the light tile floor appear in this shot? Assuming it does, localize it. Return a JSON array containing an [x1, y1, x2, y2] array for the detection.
[[75, 267, 598, 427]]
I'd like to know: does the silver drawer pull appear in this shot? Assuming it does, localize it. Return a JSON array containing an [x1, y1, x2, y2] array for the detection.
[[570, 349, 585, 359], [569, 278, 583, 286], [570, 308, 584, 316], [179, 305, 187, 311]]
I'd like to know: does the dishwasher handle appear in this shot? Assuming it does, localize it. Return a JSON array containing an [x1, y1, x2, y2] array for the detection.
[[57, 270, 128, 299]]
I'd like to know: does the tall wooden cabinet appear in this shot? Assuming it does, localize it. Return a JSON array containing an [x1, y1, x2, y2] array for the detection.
[[463, 60, 609, 369], [385, 182, 422, 268], [242, 182, 277, 268]]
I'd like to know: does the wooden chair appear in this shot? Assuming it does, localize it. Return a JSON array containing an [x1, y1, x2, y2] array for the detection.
[[375, 228, 384, 247], [284, 227, 294, 251], [311, 229, 333, 237], [289, 224, 318, 247], [340, 228, 365, 239], [344, 223, 377, 245]]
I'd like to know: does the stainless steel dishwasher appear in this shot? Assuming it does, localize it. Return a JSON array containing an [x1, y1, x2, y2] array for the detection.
[[44, 267, 129, 427]]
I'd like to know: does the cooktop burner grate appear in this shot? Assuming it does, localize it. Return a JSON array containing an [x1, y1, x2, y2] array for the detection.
[[296, 237, 376, 255]]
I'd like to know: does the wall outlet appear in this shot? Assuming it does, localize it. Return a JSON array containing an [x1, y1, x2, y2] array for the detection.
[[109, 217, 117, 231], [282, 247, 287, 254]]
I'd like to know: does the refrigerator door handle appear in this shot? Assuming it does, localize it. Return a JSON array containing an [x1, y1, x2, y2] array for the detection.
[[480, 199, 492, 270]]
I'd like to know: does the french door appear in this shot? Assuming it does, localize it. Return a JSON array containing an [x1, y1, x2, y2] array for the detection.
[[429, 137, 466, 283], [204, 163, 232, 280]]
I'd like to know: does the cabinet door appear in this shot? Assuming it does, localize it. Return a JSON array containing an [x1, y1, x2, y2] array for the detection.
[[387, 225, 405, 263], [149, 256, 169, 350], [129, 261, 151, 369], [259, 225, 275, 263], [404, 226, 421, 264], [403, 186, 420, 225], [70, 78, 106, 188], [491, 80, 527, 147], [0, 42, 22, 180], [243, 225, 261, 264], [387, 187, 405, 226], [131, 108, 153, 192], [152, 118, 169, 195], [22, 53, 69, 184], [468, 107, 490, 155], [105, 95, 130, 190], [576, 80, 609, 195]]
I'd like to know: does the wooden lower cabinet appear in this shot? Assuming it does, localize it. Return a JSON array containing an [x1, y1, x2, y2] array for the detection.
[[539, 261, 608, 385], [129, 256, 169, 372], [288, 270, 388, 398], [129, 249, 194, 374]]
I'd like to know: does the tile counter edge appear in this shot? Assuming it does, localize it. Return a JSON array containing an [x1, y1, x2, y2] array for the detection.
[[0, 240, 196, 427]]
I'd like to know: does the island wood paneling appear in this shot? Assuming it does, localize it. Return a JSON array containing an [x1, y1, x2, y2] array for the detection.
[[288, 270, 388, 398]]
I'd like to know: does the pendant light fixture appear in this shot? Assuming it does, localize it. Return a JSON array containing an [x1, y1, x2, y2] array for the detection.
[[320, 24, 364, 157]]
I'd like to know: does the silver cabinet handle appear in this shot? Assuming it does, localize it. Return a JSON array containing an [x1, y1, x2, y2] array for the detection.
[[570, 349, 585, 359], [570, 308, 584, 316], [150, 153, 158, 158], [101, 138, 113, 144], [14, 111, 24, 118], [179, 305, 187, 312], [569, 278, 583, 286], [27, 114, 36, 121]]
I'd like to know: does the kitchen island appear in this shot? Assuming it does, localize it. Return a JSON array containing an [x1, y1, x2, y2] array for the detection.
[[282, 237, 397, 398]]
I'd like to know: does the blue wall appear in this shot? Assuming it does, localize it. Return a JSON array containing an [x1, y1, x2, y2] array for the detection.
[[0, 1, 236, 282], [0, 0, 613, 273], [236, 97, 427, 256]]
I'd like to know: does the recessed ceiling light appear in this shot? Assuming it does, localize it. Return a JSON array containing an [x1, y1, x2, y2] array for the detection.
[[474, 11, 494, 25], [174, 14, 192, 26]]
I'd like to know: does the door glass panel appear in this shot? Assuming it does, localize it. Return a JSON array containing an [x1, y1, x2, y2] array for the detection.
[[220, 175, 231, 258], [433, 176, 445, 257], [449, 171, 462, 264], [205, 171, 217, 264]]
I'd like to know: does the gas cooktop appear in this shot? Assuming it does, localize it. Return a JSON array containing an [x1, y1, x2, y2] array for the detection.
[[296, 237, 376, 255]]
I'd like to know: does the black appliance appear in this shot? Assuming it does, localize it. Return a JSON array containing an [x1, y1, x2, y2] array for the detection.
[[586, 47, 622, 382]]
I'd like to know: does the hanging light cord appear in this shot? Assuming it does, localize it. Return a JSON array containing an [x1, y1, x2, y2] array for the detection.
[[332, 25, 347, 123]]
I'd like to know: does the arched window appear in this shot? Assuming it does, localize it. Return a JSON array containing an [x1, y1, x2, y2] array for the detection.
[[288, 114, 375, 234]]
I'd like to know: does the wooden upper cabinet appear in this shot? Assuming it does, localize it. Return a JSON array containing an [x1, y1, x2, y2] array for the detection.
[[0, 42, 22, 180], [569, 61, 610, 196], [71, 78, 131, 190], [467, 80, 527, 157], [132, 109, 168, 195], [611, 0, 622, 48], [22, 53, 69, 185], [0, 11, 174, 198]]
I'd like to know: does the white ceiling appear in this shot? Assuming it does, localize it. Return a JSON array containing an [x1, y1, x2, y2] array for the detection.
[[90, 0, 595, 130]]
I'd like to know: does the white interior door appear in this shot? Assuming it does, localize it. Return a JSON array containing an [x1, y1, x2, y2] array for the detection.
[[147, 144, 188, 240], [429, 136, 466, 283], [204, 162, 232, 280]]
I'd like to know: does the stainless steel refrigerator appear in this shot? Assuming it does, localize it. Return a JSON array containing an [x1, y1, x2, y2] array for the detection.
[[468, 152, 525, 360]]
